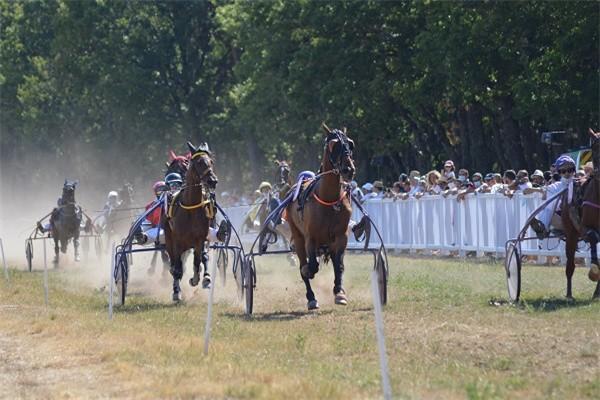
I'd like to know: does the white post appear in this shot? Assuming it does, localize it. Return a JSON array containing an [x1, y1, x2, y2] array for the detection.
[[1, 238, 8, 284], [109, 243, 115, 320], [204, 251, 218, 355], [43, 239, 49, 306], [371, 269, 392, 400]]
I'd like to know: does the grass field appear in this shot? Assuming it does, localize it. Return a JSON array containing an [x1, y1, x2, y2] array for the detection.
[[1, 253, 599, 399]]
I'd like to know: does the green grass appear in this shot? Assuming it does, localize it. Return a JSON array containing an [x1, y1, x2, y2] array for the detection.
[[1, 254, 599, 399]]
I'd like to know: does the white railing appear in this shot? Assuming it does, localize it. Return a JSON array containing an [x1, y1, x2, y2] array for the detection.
[[223, 193, 591, 261]]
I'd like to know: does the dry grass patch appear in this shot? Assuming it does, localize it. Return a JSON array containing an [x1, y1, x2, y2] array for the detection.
[[0, 254, 598, 399]]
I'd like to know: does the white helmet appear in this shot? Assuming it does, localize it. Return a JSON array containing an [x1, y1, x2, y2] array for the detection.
[[108, 191, 118, 200]]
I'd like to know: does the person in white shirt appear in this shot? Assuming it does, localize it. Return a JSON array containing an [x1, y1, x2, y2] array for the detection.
[[530, 155, 576, 238]]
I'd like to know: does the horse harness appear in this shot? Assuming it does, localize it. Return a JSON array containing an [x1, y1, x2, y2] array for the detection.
[[166, 185, 216, 221]]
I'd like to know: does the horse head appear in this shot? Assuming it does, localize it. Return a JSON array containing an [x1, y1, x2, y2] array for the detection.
[[118, 182, 135, 206], [321, 123, 355, 182], [275, 160, 291, 185], [186, 141, 218, 190], [166, 150, 190, 178], [62, 179, 78, 204]]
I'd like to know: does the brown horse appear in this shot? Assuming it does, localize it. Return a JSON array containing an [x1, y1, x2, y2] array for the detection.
[[274, 160, 292, 199], [286, 124, 355, 310], [163, 142, 218, 302], [165, 150, 190, 178], [562, 128, 600, 299]]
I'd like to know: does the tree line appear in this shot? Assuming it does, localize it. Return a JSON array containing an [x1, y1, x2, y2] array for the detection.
[[1, 0, 598, 194]]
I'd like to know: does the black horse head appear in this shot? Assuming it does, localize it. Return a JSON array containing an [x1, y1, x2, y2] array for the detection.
[[62, 179, 78, 204], [118, 182, 135, 207], [275, 160, 291, 186]]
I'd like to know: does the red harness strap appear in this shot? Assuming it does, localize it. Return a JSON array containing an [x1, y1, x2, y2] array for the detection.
[[312, 190, 347, 207]]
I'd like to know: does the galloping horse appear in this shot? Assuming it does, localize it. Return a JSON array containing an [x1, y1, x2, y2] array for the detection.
[[286, 124, 355, 310], [50, 180, 85, 263], [163, 142, 219, 301], [562, 128, 600, 299]]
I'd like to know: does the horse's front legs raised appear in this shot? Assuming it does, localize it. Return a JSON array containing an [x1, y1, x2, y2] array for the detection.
[[332, 250, 347, 305], [565, 236, 577, 300]]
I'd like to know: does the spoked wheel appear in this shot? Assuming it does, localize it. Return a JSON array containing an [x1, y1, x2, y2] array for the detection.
[[375, 250, 388, 306], [505, 242, 522, 302], [217, 248, 227, 287], [114, 252, 129, 306], [243, 257, 254, 315], [25, 240, 33, 272]]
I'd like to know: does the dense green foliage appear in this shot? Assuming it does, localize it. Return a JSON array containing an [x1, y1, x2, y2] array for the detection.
[[1, 0, 598, 191]]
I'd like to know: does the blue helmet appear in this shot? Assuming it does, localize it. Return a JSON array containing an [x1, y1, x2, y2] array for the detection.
[[554, 155, 575, 170], [296, 171, 315, 181], [165, 172, 183, 185]]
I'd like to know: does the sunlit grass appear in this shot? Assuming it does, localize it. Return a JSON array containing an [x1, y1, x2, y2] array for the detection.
[[1, 254, 598, 399]]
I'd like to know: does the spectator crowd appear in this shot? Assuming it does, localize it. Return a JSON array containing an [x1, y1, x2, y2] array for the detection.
[[350, 159, 595, 203]]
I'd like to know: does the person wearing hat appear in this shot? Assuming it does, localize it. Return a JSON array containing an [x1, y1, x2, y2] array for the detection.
[[362, 180, 384, 201], [530, 155, 577, 239], [530, 170, 545, 188], [442, 160, 455, 179]]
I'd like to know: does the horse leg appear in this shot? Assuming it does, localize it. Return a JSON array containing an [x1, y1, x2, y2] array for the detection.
[[332, 250, 347, 305], [588, 237, 600, 299], [289, 222, 317, 309], [201, 244, 211, 289], [170, 253, 184, 302], [53, 236, 59, 264], [161, 251, 170, 277], [565, 235, 577, 300], [73, 232, 81, 262], [301, 239, 319, 280], [189, 246, 205, 287]]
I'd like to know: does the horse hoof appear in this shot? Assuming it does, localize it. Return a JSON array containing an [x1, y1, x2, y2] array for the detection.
[[189, 276, 200, 287], [172, 292, 182, 302], [307, 300, 319, 310], [202, 276, 212, 289], [334, 292, 348, 305], [588, 264, 600, 282], [75, 255, 81, 262], [300, 264, 314, 279]]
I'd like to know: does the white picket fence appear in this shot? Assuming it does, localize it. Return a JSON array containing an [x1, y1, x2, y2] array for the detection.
[[223, 192, 591, 262]]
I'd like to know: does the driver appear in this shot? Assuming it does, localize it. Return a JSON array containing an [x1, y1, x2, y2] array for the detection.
[[530, 155, 576, 239]]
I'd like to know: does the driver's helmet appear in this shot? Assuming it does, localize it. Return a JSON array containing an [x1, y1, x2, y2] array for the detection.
[[107, 191, 119, 206], [554, 155, 576, 171], [258, 181, 272, 192], [297, 171, 316, 181], [153, 180, 168, 197], [165, 172, 183, 191]]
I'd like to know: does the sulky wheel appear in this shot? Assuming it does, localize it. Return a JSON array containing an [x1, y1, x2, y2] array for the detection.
[[25, 240, 33, 272], [505, 242, 522, 302], [114, 252, 129, 306], [375, 250, 388, 306], [243, 258, 254, 315], [217, 248, 227, 287]]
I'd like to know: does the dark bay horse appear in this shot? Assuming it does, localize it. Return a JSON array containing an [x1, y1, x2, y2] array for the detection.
[[163, 142, 218, 302], [274, 160, 292, 199], [286, 125, 355, 310], [562, 128, 600, 299], [50, 180, 84, 263], [165, 150, 190, 178]]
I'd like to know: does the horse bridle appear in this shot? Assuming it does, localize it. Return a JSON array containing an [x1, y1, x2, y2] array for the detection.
[[324, 129, 355, 175]]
